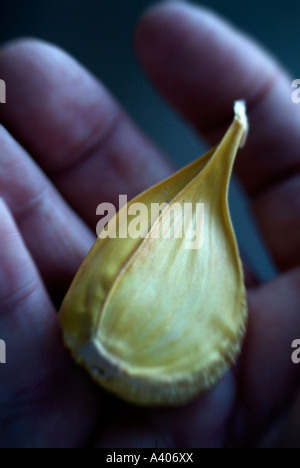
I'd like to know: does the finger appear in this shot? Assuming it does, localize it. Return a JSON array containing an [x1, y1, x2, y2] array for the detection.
[[257, 388, 300, 447], [0, 125, 94, 302], [0, 199, 104, 448], [96, 373, 236, 448], [273, 389, 300, 448], [0, 197, 55, 331], [135, 2, 300, 270], [231, 268, 300, 446], [0, 39, 172, 228]]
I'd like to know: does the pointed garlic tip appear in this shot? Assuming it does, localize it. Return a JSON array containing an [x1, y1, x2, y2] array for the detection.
[[234, 100, 249, 148]]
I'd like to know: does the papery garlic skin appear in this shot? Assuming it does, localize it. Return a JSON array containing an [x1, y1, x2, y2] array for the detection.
[[59, 102, 248, 407]]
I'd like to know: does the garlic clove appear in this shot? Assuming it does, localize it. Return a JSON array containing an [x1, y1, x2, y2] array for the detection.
[[59, 101, 248, 407]]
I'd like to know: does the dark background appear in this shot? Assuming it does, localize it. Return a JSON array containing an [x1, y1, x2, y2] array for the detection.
[[1, 0, 300, 280]]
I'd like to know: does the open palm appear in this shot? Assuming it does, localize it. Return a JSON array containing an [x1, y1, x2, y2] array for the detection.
[[0, 2, 299, 448]]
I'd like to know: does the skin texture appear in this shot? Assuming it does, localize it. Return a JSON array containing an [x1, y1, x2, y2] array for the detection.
[[0, 1, 299, 448]]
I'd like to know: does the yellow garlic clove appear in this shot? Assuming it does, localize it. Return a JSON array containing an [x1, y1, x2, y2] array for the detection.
[[59, 101, 248, 407]]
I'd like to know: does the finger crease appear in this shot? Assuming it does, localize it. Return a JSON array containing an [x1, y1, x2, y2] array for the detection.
[[50, 110, 125, 179], [0, 275, 40, 310], [12, 186, 50, 220]]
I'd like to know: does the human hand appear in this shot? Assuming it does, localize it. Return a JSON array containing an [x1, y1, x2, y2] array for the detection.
[[0, 2, 299, 448]]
